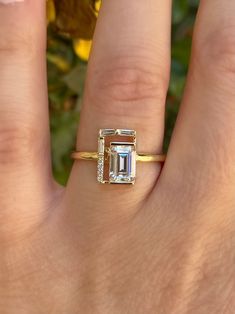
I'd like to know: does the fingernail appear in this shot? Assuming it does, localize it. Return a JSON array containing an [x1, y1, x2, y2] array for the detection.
[[0, 0, 24, 4]]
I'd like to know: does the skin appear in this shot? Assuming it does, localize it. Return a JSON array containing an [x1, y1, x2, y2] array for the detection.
[[0, 0, 235, 313]]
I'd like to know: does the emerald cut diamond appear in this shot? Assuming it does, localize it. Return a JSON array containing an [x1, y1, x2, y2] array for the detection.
[[109, 143, 136, 184]]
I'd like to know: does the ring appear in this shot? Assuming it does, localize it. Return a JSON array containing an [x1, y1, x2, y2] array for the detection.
[[71, 129, 166, 185]]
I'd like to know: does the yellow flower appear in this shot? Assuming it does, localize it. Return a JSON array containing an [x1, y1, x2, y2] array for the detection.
[[73, 0, 102, 61], [95, 0, 102, 15], [47, 0, 102, 61], [47, 0, 56, 24], [73, 39, 93, 61]]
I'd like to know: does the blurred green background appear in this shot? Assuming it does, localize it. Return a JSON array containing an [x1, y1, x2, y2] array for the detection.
[[47, 0, 199, 185]]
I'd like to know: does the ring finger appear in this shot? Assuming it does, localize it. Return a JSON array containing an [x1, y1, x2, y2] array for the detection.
[[67, 0, 172, 217]]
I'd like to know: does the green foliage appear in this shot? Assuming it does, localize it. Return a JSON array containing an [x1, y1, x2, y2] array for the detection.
[[165, 0, 198, 151], [48, 0, 199, 185]]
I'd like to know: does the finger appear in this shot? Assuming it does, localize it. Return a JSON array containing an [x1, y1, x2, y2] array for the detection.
[[68, 0, 172, 212], [0, 1, 55, 237], [160, 1, 235, 197]]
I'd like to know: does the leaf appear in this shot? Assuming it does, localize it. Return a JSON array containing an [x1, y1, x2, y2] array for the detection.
[[47, 53, 71, 72], [63, 63, 87, 95], [54, 0, 98, 39], [50, 111, 79, 185], [172, 0, 188, 24]]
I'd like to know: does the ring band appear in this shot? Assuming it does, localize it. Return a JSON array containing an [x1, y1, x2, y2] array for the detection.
[[71, 129, 166, 185], [71, 151, 166, 163]]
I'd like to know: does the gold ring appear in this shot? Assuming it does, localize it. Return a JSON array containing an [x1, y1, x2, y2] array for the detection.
[[71, 129, 166, 185], [71, 152, 166, 162]]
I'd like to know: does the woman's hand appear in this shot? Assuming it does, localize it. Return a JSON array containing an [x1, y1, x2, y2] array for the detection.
[[0, 0, 234, 313]]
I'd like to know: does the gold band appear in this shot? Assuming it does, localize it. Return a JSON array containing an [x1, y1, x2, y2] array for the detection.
[[71, 151, 166, 163]]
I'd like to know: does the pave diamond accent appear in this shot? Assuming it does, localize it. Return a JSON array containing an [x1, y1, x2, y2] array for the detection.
[[97, 155, 104, 183]]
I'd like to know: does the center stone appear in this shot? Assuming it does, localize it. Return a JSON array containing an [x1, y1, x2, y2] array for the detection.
[[109, 142, 136, 184], [118, 153, 128, 173]]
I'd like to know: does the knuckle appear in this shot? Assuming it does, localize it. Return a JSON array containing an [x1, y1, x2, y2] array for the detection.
[[86, 57, 169, 119], [96, 66, 167, 103], [0, 122, 39, 167], [0, 28, 34, 59], [195, 26, 235, 75]]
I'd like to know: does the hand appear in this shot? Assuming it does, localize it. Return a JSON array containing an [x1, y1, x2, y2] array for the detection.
[[0, 1, 234, 313]]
